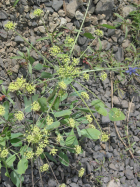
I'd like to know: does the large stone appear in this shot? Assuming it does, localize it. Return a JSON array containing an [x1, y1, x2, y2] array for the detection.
[[38, 26, 46, 33], [66, 0, 78, 18], [75, 11, 84, 21], [0, 11, 7, 19], [0, 29, 7, 39], [122, 5, 136, 18], [107, 179, 121, 187], [125, 169, 134, 180], [95, 0, 114, 20], [14, 36, 24, 42], [52, 0, 63, 11]]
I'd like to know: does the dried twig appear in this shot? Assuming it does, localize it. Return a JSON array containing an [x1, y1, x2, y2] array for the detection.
[[110, 72, 134, 159]]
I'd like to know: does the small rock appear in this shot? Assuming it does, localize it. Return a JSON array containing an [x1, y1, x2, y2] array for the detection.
[[29, 12, 35, 19], [58, 9, 65, 17], [114, 48, 124, 62], [73, 45, 80, 57], [75, 11, 84, 21], [109, 163, 117, 171], [107, 179, 121, 187], [71, 176, 78, 183], [66, 0, 78, 18], [0, 29, 7, 39], [121, 100, 128, 108], [101, 115, 110, 124], [77, 36, 87, 46], [14, 36, 24, 43], [59, 18, 67, 27], [122, 39, 130, 48], [38, 26, 45, 33], [48, 179, 57, 187], [86, 162, 91, 175], [69, 183, 79, 187], [125, 169, 134, 179]]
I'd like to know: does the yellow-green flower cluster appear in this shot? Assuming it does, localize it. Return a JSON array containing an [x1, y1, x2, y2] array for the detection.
[[50, 46, 61, 56], [78, 167, 85, 177], [56, 134, 62, 143], [36, 147, 43, 157], [26, 126, 43, 144], [40, 163, 49, 172], [65, 36, 74, 47], [101, 132, 109, 142], [59, 184, 66, 187], [86, 115, 92, 123], [58, 89, 66, 97], [58, 81, 67, 90], [83, 73, 89, 81], [4, 21, 16, 30], [31, 101, 40, 111], [81, 92, 89, 100], [33, 9, 44, 17], [75, 145, 81, 154], [8, 77, 35, 94], [0, 105, 5, 116], [50, 148, 58, 156], [94, 29, 104, 37], [68, 118, 75, 128], [71, 58, 79, 66], [14, 111, 24, 121], [24, 151, 34, 159], [8, 77, 26, 92], [113, 109, 122, 118], [47, 115, 53, 125], [25, 83, 35, 94], [88, 124, 96, 129], [0, 149, 9, 158], [100, 72, 107, 81], [57, 65, 80, 78]]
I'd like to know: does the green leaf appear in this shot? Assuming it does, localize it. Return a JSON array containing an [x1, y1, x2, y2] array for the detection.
[[3, 101, 9, 120], [91, 99, 104, 107], [109, 108, 125, 121], [36, 37, 50, 42], [59, 152, 69, 166], [75, 107, 96, 113], [38, 97, 48, 112], [81, 128, 101, 140], [65, 129, 78, 146], [114, 13, 124, 21], [17, 158, 28, 175], [54, 110, 71, 117], [0, 80, 3, 84], [13, 0, 20, 7], [41, 72, 53, 78], [0, 136, 6, 146], [40, 152, 57, 164], [24, 96, 32, 113], [11, 133, 23, 139], [46, 121, 60, 131], [33, 63, 43, 70], [28, 56, 35, 65], [17, 51, 24, 57], [95, 105, 108, 116], [83, 33, 95, 39], [10, 56, 24, 60], [60, 92, 68, 101], [6, 154, 16, 167], [101, 24, 116, 29], [10, 170, 24, 187], [52, 97, 60, 110], [20, 145, 28, 156], [69, 90, 84, 97], [10, 138, 22, 147], [28, 63, 32, 74]]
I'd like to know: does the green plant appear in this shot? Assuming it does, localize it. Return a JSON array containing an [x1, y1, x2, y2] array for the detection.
[[1, 3, 138, 187]]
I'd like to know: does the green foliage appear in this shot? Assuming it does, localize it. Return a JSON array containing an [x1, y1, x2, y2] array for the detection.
[[1, 3, 136, 187]]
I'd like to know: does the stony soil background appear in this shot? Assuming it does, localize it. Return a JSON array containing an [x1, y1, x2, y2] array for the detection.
[[0, 0, 140, 187]]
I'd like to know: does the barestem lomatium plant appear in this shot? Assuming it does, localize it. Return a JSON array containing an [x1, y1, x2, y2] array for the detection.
[[1, 6, 127, 186]]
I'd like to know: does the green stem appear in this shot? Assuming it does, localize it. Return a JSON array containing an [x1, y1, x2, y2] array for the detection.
[[69, 0, 91, 57], [70, 84, 102, 132]]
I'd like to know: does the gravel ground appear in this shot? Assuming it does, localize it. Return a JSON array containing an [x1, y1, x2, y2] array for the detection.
[[0, 0, 140, 187]]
